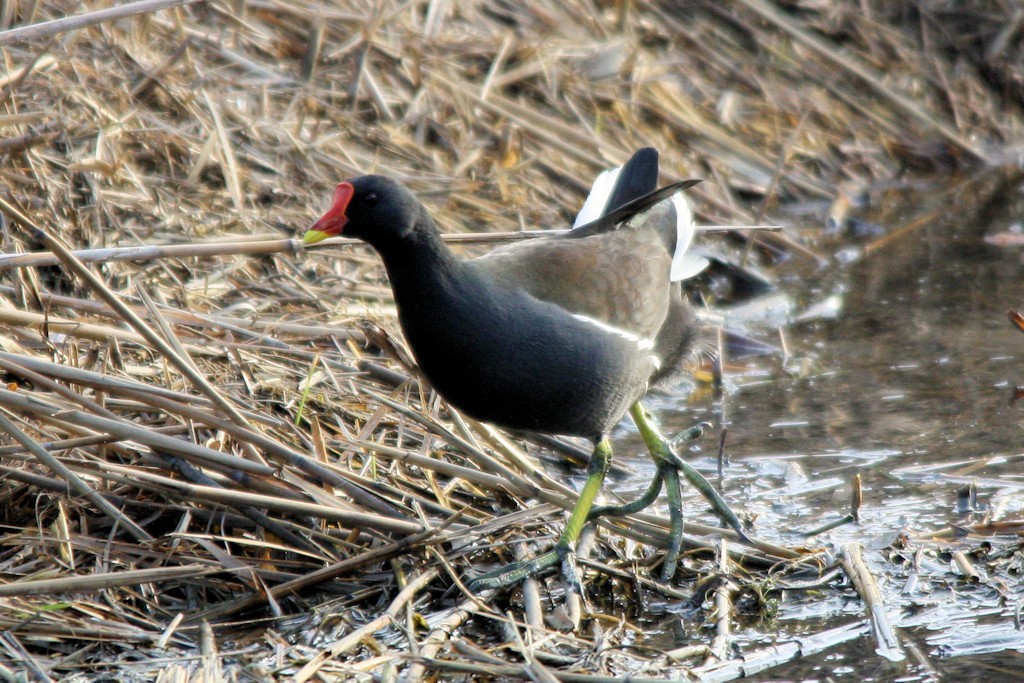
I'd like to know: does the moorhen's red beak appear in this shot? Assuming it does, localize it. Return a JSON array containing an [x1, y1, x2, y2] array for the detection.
[[304, 182, 354, 245]]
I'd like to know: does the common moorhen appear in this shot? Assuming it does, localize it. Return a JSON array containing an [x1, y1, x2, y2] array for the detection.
[[303, 148, 744, 590]]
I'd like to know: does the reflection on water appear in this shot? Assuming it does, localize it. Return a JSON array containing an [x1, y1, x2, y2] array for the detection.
[[620, 173, 1024, 681]]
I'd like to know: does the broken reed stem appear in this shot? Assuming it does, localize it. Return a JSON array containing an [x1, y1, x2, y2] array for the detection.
[[0, 227, 775, 271], [345, 438, 511, 493], [294, 568, 440, 682], [514, 542, 545, 631], [96, 460, 422, 535], [839, 543, 905, 662], [802, 513, 856, 537], [803, 474, 863, 536], [0, 0, 200, 45], [709, 538, 734, 662], [0, 408, 153, 543], [401, 597, 477, 682], [0, 238, 301, 270], [0, 565, 215, 597], [851, 473, 863, 521], [508, 617, 562, 683], [952, 550, 982, 583], [689, 621, 871, 681]]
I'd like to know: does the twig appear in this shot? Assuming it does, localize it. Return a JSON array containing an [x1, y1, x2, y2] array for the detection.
[[733, 0, 988, 163], [0, 0, 201, 45], [0, 565, 215, 597], [294, 568, 440, 682], [0, 408, 153, 543], [708, 538, 734, 662], [839, 543, 905, 661]]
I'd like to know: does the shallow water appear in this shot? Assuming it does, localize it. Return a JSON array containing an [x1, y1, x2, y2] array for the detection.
[[611, 173, 1024, 680]]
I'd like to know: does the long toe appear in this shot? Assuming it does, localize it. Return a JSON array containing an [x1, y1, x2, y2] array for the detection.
[[468, 550, 561, 592]]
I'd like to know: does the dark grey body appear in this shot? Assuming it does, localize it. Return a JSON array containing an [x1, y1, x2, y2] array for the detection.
[[383, 229, 662, 438], [333, 150, 697, 441]]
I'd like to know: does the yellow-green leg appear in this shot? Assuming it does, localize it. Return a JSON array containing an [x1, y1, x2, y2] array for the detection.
[[628, 403, 749, 555], [469, 437, 613, 592], [589, 422, 707, 520], [470, 404, 747, 592], [588, 415, 707, 581]]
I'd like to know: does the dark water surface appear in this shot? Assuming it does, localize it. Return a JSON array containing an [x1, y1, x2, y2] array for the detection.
[[614, 176, 1024, 681]]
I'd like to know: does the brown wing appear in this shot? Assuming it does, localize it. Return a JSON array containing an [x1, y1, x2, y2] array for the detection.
[[472, 207, 673, 341]]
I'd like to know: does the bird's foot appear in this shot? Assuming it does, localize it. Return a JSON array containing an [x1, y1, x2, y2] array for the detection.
[[468, 543, 582, 594], [629, 406, 753, 545], [471, 438, 612, 595], [589, 423, 708, 521], [669, 421, 713, 449], [585, 422, 716, 582], [589, 467, 665, 520], [660, 442, 752, 544]]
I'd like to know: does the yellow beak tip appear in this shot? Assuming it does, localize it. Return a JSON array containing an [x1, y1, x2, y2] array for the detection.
[[302, 230, 329, 245]]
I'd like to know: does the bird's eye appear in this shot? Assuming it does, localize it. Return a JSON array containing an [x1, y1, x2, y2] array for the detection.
[[364, 192, 378, 207]]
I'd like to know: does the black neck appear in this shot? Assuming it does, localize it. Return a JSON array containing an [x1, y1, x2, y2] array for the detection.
[[375, 213, 465, 306]]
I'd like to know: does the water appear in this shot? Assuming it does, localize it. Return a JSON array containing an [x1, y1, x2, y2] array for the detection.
[[615, 173, 1024, 680]]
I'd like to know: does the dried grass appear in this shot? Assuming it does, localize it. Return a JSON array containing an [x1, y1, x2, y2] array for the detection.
[[0, 0, 1021, 680]]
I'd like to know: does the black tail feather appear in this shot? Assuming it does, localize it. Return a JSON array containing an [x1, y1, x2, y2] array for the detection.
[[570, 178, 702, 238], [603, 147, 659, 214]]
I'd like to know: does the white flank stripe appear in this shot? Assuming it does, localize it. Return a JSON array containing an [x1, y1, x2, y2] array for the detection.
[[571, 313, 654, 350]]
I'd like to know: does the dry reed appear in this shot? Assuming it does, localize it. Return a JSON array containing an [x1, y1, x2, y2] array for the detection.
[[0, 0, 1021, 680]]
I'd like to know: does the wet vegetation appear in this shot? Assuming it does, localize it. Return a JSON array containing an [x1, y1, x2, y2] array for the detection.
[[0, 0, 1022, 680]]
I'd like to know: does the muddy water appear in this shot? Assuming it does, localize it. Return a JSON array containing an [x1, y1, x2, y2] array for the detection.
[[618, 175, 1024, 680]]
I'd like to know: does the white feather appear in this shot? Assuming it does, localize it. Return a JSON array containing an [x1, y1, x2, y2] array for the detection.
[[574, 162, 708, 279], [669, 192, 709, 281], [573, 165, 621, 228], [571, 313, 655, 350]]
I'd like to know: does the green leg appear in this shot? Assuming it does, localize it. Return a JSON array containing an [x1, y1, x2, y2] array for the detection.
[[469, 438, 613, 593], [629, 403, 749, 542], [661, 465, 684, 581], [589, 465, 665, 519], [589, 422, 706, 521], [588, 418, 707, 581]]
